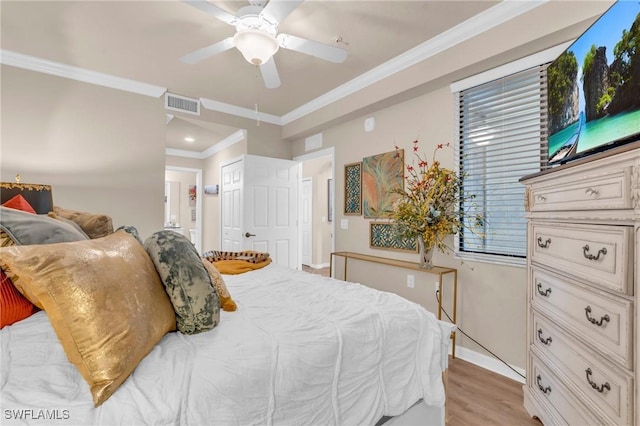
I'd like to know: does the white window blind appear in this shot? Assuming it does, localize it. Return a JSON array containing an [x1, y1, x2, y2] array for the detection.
[[456, 65, 548, 261]]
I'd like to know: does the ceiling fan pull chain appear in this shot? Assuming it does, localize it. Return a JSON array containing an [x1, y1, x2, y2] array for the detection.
[[254, 65, 261, 127]]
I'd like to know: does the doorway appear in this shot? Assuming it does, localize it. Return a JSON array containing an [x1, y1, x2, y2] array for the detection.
[[165, 166, 202, 253], [295, 147, 335, 269]]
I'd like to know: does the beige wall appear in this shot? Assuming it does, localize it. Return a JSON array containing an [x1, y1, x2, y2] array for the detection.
[[1, 65, 166, 240], [302, 156, 333, 266], [292, 86, 528, 369]]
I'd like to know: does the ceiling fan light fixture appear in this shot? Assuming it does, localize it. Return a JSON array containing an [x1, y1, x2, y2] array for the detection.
[[233, 29, 279, 65]]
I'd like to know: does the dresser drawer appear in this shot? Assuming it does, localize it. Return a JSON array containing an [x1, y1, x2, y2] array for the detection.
[[530, 222, 633, 295], [528, 352, 602, 426], [531, 267, 633, 369], [532, 311, 633, 425], [528, 167, 631, 212]]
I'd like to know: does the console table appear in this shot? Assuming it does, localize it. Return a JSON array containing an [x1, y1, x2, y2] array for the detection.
[[330, 251, 458, 358]]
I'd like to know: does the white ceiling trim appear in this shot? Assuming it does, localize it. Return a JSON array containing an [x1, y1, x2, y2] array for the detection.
[[199, 97, 281, 125], [280, 0, 547, 125], [0, 49, 167, 98], [166, 129, 246, 159]]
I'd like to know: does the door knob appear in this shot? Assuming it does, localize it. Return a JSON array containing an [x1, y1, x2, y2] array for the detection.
[[245, 232, 256, 238]]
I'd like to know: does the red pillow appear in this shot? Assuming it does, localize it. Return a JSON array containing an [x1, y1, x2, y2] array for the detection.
[[2, 194, 36, 214], [1, 269, 38, 328]]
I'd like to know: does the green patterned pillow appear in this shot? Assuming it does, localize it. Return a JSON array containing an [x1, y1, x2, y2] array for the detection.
[[143, 230, 219, 335]]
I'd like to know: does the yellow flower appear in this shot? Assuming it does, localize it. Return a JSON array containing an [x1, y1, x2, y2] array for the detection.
[[385, 140, 483, 254]]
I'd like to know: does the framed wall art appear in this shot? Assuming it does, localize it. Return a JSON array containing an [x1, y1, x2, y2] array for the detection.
[[369, 222, 417, 252], [343, 162, 362, 215], [362, 149, 404, 218]]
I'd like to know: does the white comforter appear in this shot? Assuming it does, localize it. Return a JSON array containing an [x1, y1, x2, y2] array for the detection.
[[1, 264, 453, 425]]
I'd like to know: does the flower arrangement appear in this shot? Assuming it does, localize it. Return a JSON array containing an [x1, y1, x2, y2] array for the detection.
[[385, 140, 484, 265]]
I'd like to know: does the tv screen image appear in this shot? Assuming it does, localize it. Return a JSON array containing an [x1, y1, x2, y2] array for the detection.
[[547, 0, 640, 164]]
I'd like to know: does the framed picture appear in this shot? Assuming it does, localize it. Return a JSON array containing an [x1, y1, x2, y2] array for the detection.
[[204, 184, 219, 195], [362, 149, 404, 218], [188, 185, 196, 206], [343, 162, 362, 215], [327, 179, 334, 222], [369, 222, 417, 252]]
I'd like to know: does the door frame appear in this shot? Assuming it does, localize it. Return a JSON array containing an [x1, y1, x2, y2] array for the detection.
[[293, 147, 335, 269], [165, 165, 203, 253]]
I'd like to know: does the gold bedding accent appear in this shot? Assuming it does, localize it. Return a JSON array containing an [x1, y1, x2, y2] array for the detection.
[[202, 250, 272, 275]]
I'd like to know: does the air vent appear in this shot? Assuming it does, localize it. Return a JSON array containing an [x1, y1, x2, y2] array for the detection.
[[165, 93, 200, 116]]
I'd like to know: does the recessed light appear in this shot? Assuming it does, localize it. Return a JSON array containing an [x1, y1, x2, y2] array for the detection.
[[184, 137, 195, 143]]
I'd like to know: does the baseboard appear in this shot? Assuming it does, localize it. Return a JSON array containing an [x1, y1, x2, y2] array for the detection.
[[453, 345, 526, 384], [305, 262, 330, 269]]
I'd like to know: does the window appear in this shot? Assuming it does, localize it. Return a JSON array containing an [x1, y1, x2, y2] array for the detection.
[[453, 64, 548, 265]]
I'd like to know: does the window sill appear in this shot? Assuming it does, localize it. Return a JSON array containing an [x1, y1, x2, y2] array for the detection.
[[454, 251, 526, 268]]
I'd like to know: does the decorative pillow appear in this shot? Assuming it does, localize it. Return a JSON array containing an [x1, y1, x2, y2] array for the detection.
[[0, 206, 89, 246], [1, 194, 36, 214], [115, 225, 142, 244], [50, 205, 113, 239], [0, 269, 38, 328], [144, 231, 220, 334], [0, 231, 176, 406], [201, 258, 237, 312]]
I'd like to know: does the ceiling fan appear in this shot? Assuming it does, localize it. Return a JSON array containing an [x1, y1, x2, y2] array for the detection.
[[180, 0, 348, 89]]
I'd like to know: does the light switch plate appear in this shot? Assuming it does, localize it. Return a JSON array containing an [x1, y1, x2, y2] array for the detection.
[[340, 219, 348, 229]]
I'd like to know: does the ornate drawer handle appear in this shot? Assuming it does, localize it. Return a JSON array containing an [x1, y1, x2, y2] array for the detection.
[[585, 187, 599, 196], [582, 244, 607, 261], [537, 329, 552, 345], [536, 282, 552, 297], [536, 375, 551, 394], [585, 368, 610, 393], [535, 194, 547, 201], [537, 237, 551, 248], [585, 306, 610, 326]]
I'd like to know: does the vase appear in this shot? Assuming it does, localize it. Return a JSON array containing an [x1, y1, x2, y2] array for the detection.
[[416, 235, 434, 269]]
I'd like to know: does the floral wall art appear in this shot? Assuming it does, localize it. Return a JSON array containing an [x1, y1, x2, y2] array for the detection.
[[362, 149, 404, 218]]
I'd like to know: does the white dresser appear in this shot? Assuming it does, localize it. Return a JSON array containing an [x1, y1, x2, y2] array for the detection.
[[520, 142, 639, 426]]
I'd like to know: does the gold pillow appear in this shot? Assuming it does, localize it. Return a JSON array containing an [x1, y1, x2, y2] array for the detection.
[[201, 258, 237, 312], [0, 231, 176, 406], [49, 205, 114, 239]]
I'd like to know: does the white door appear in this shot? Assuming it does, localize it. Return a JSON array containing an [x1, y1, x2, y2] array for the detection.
[[221, 155, 299, 268], [301, 178, 312, 266]]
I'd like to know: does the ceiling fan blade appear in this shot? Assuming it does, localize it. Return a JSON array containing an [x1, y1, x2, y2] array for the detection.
[[180, 37, 235, 64], [277, 33, 347, 63], [182, 1, 237, 25], [260, 58, 281, 89], [261, 0, 303, 24]]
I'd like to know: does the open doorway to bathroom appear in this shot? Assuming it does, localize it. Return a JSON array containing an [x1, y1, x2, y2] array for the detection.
[[164, 166, 202, 253]]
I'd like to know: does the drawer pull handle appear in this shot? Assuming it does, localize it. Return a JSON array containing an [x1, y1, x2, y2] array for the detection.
[[582, 244, 607, 261], [585, 368, 610, 393], [536, 283, 552, 297], [535, 195, 547, 201], [537, 237, 551, 248], [536, 375, 551, 395], [585, 306, 610, 326], [585, 187, 599, 196], [537, 329, 552, 345]]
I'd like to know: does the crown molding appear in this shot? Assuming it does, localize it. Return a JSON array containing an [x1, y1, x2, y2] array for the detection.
[[199, 97, 282, 125], [0, 50, 167, 98], [280, 0, 546, 125], [166, 129, 246, 159]]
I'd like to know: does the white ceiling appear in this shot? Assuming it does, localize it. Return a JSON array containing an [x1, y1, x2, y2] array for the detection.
[[0, 1, 611, 155]]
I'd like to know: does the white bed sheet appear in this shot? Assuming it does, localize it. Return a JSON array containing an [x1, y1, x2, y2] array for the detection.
[[1, 263, 454, 425]]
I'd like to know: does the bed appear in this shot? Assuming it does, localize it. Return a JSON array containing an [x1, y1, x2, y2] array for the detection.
[[1, 258, 453, 425]]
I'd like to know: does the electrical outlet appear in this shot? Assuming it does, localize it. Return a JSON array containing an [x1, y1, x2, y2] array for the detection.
[[434, 282, 439, 293], [407, 274, 415, 288]]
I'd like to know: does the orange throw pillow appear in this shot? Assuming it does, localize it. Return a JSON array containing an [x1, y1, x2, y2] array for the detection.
[[0, 269, 38, 328], [2, 194, 36, 214]]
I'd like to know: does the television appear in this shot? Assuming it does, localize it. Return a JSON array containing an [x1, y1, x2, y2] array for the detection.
[[547, 0, 640, 165]]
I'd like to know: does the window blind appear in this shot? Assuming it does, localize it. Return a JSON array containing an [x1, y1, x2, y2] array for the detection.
[[456, 65, 548, 259]]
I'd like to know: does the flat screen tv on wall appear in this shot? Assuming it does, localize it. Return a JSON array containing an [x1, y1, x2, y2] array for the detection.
[[547, 0, 640, 165]]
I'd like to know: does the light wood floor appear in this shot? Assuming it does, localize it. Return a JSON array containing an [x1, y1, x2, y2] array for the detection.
[[447, 357, 541, 426]]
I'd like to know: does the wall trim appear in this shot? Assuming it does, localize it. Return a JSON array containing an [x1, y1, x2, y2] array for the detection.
[[454, 345, 526, 384], [0, 49, 167, 98], [199, 97, 281, 125], [166, 129, 246, 159]]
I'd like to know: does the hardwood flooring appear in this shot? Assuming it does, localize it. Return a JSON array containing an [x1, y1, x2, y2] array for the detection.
[[446, 357, 541, 426]]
